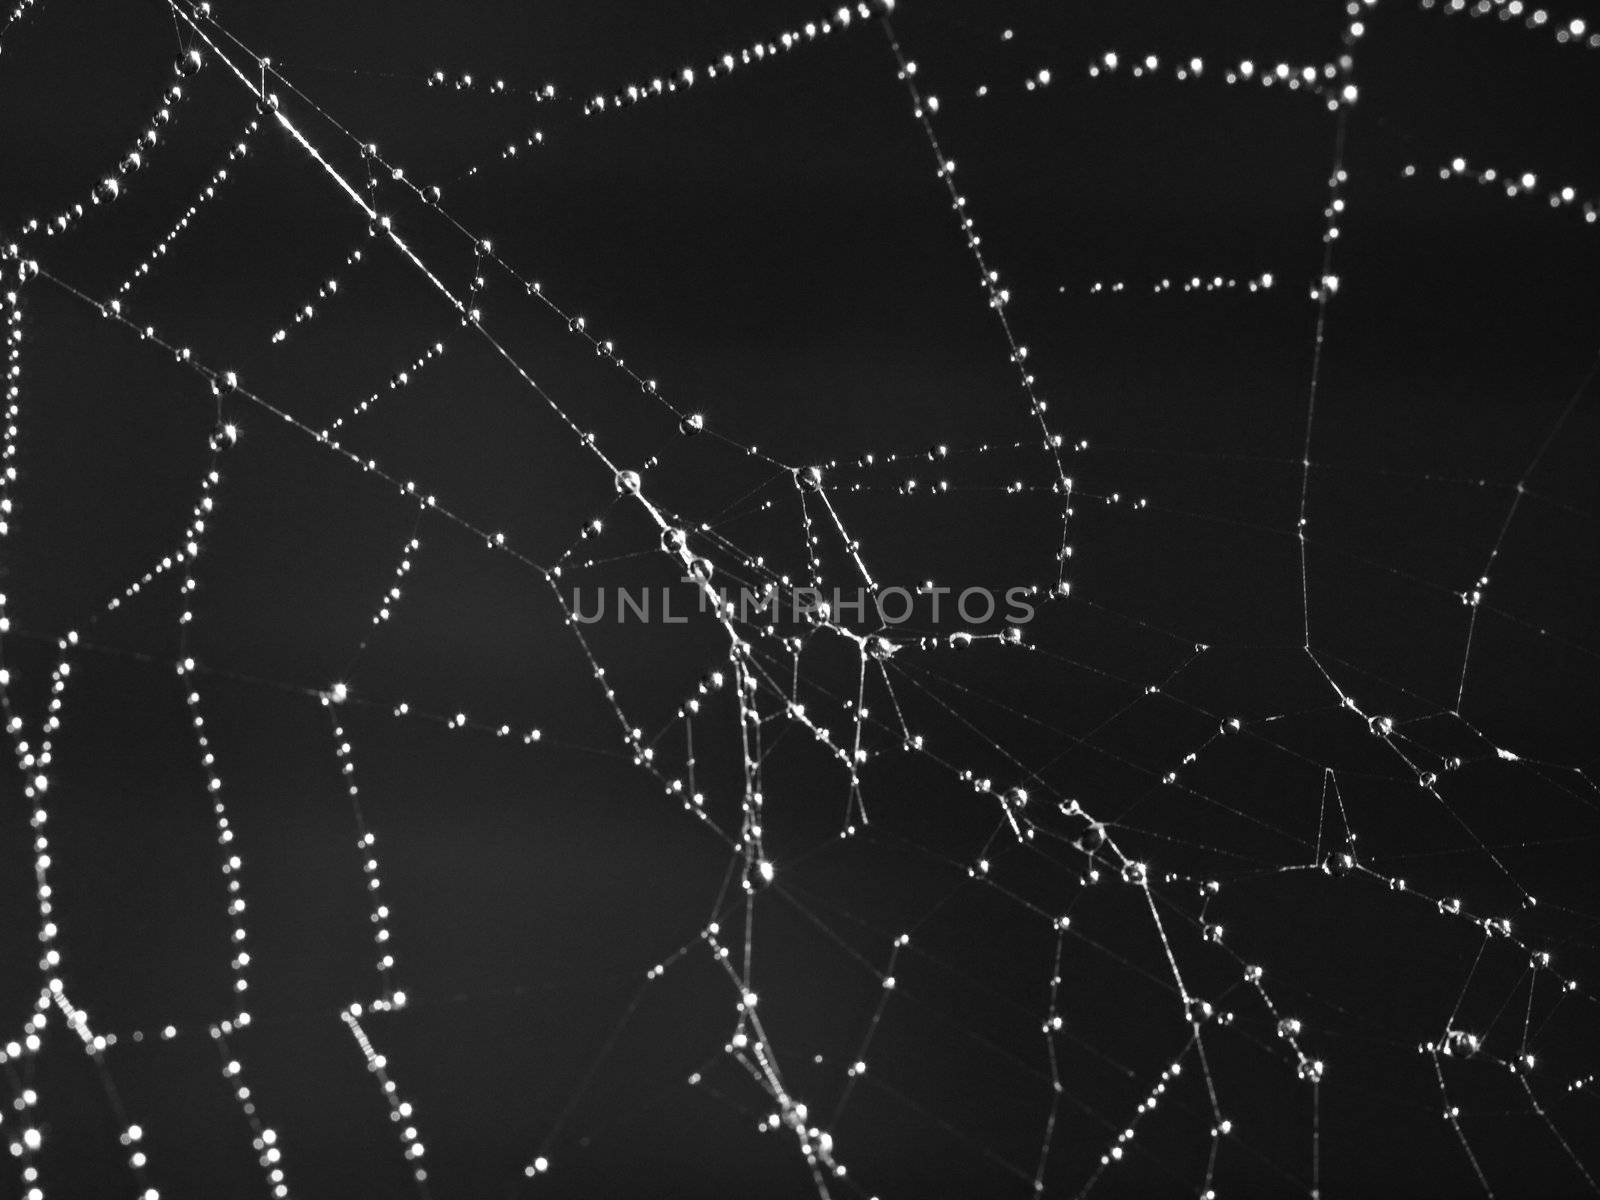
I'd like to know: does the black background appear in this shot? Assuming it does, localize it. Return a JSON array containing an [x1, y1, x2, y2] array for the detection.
[[1, 1, 1597, 1197]]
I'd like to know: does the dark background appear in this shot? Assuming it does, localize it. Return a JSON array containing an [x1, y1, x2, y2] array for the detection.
[[1, 1, 1597, 1196]]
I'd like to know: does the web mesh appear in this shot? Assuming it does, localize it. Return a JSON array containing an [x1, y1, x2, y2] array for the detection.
[[1, 1, 1597, 1197]]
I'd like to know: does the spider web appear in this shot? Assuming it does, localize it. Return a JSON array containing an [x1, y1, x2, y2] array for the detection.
[[1, 1, 1597, 1197]]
